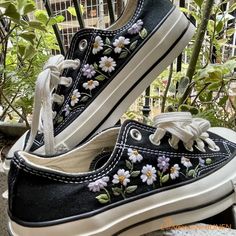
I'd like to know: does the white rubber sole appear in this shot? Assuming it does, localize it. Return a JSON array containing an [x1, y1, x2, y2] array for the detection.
[[33, 7, 195, 154], [8, 152, 236, 236]]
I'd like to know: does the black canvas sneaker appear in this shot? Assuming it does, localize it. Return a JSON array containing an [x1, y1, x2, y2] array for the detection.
[[8, 112, 236, 236], [5, 0, 195, 169]]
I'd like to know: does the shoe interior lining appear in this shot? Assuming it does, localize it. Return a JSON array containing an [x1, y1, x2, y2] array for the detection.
[[20, 128, 120, 174], [108, 0, 138, 30]]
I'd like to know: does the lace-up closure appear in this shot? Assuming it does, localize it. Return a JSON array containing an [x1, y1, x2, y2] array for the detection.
[[149, 112, 220, 152], [26, 55, 80, 155]]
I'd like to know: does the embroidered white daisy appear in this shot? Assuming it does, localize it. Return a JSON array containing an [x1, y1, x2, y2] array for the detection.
[[99, 56, 116, 73], [113, 36, 130, 53], [128, 19, 144, 34], [181, 157, 193, 168], [93, 36, 104, 54], [83, 80, 99, 91], [88, 176, 109, 192], [63, 104, 71, 116], [112, 169, 130, 186], [70, 89, 81, 106], [170, 164, 180, 180], [128, 148, 143, 163], [141, 164, 157, 185], [82, 64, 96, 78]]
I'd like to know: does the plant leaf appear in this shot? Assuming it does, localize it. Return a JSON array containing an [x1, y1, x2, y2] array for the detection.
[[131, 171, 140, 178], [4, 3, 20, 20], [188, 169, 195, 177], [126, 185, 137, 194], [139, 28, 147, 39], [19, 32, 35, 44], [67, 6, 77, 16], [105, 37, 111, 45], [93, 63, 98, 70], [103, 48, 113, 55], [29, 21, 47, 31], [193, 0, 203, 8], [95, 75, 106, 81], [96, 194, 109, 204], [161, 174, 169, 184], [125, 160, 132, 170], [112, 187, 122, 196], [119, 51, 128, 59], [129, 40, 138, 51]]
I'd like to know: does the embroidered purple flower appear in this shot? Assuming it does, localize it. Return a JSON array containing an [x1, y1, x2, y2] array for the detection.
[[199, 158, 205, 167], [99, 56, 116, 73], [70, 89, 81, 106], [88, 176, 110, 192], [93, 36, 104, 54], [128, 148, 143, 163], [83, 80, 99, 91], [113, 36, 130, 53], [181, 157, 193, 168], [170, 164, 180, 180], [128, 19, 144, 34], [112, 169, 130, 186], [82, 64, 96, 79], [63, 104, 71, 116], [157, 156, 170, 172], [141, 164, 157, 185]]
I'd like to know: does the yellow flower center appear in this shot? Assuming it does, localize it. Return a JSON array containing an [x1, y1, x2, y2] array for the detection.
[[87, 80, 94, 86], [117, 42, 124, 48], [71, 95, 77, 101], [133, 150, 139, 156], [170, 167, 175, 174], [105, 61, 112, 68], [93, 42, 99, 49], [146, 171, 152, 178], [119, 175, 126, 184]]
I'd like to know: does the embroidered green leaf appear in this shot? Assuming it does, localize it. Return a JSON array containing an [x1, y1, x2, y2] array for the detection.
[[139, 28, 148, 39], [188, 169, 196, 177], [95, 75, 106, 81], [93, 63, 98, 70], [131, 171, 140, 178], [112, 187, 122, 196], [206, 158, 212, 165], [96, 194, 109, 204], [125, 160, 132, 170], [105, 37, 111, 45], [103, 48, 113, 55], [126, 185, 137, 194], [80, 96, 90, 102], [158, 171, 162, 176], [57, 116, 63, 124], [119, 51, 128, 59], [161, 174, 169, 184], [129, 40, 138, 51]]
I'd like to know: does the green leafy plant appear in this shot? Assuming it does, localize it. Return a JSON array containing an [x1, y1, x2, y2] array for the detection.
[[0, 0, 64, 126]]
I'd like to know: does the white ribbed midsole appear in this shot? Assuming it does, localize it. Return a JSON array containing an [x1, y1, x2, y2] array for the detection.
[[9, 150, 236, 236]]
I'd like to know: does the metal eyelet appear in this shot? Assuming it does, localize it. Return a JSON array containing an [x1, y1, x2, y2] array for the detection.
[[195, 145, 206, 153], [208, 145, 220, 152], [130, 129, 142, 141], [79, 39, 88, 51], [149, 134, 160, 146]]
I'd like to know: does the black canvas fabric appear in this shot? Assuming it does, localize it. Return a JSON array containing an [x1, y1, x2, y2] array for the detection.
[[29, 0, 176, 151], [8, 120, 236, 226]]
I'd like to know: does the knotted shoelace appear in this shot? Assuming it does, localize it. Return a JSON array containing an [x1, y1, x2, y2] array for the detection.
[[25, 55, 80, 155], [150, 112, 219, 152]]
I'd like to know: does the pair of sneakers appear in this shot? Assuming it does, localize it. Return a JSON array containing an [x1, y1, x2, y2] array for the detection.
[[7, 0, 236, 235]]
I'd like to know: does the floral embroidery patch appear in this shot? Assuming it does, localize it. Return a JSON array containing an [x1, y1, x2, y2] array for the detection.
[[88, 148, 214, 204], [57, 20, 147, 125]]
